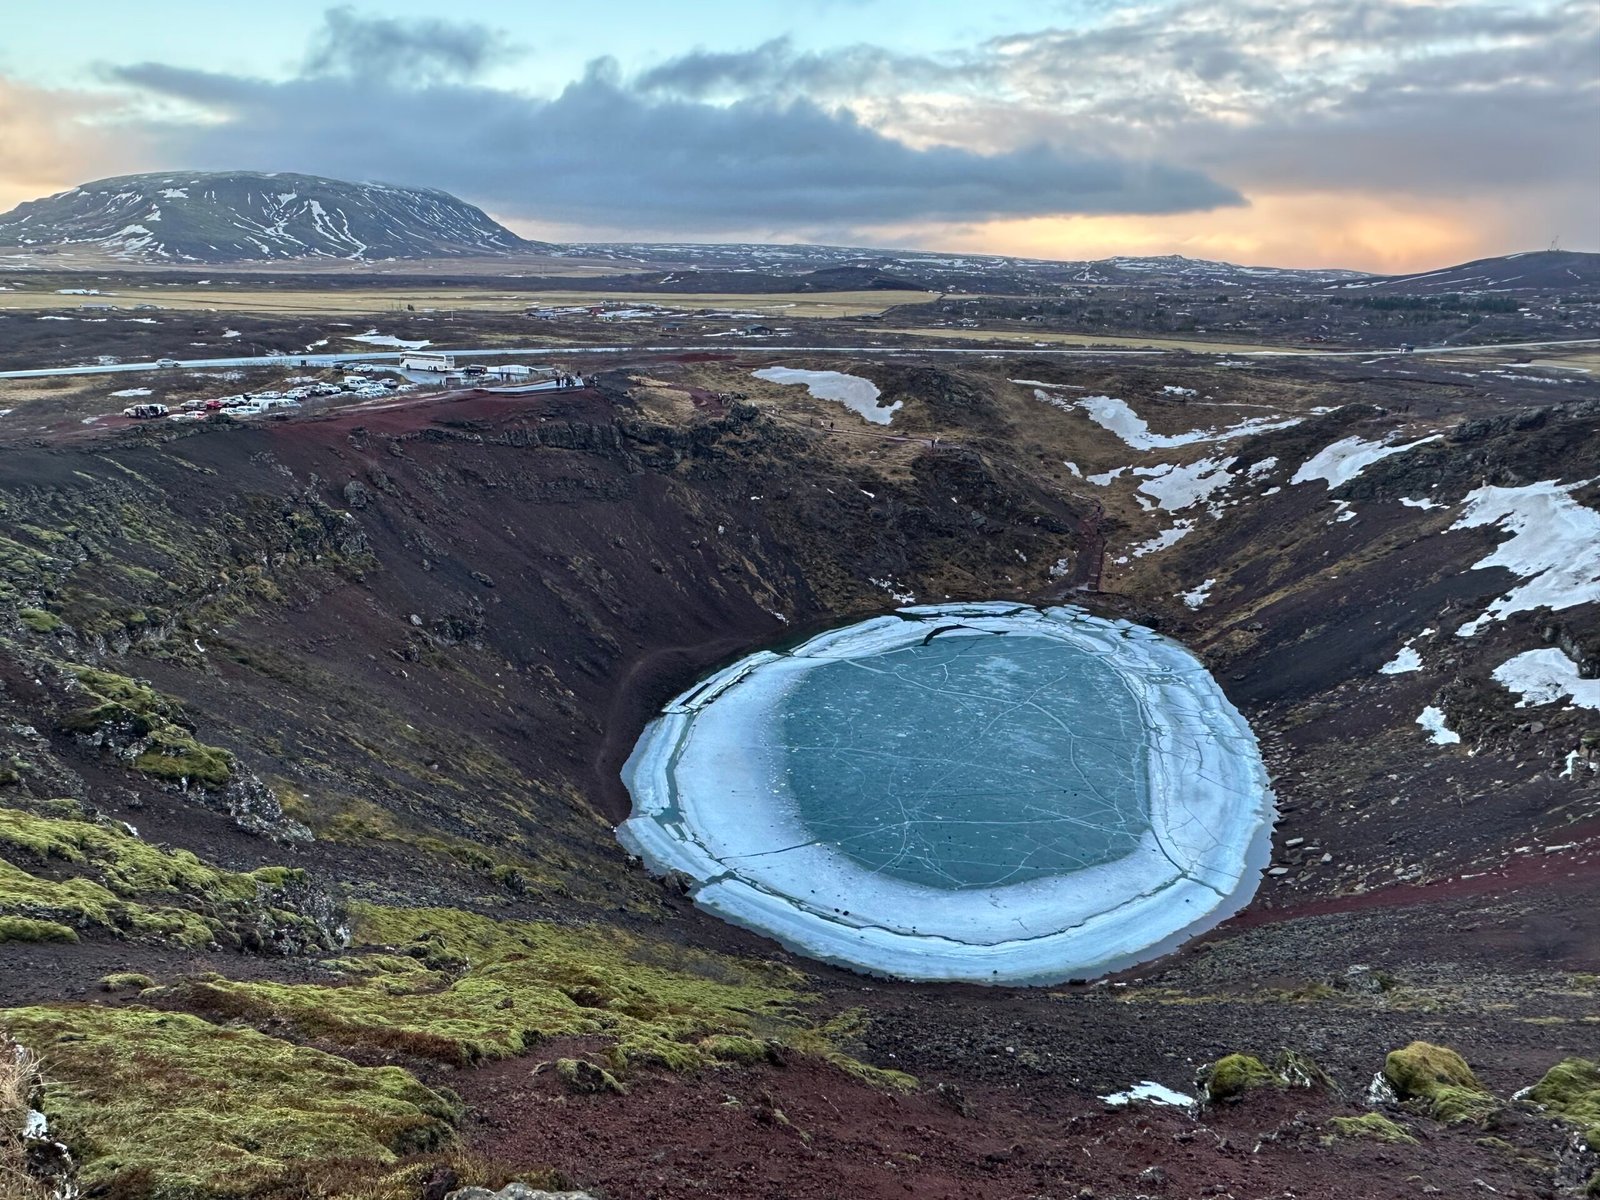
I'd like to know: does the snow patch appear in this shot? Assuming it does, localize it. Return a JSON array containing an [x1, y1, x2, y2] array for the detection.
[[1416, 706, 1461, 745], [1101, 1081, 1195, 1109], [1135, 458, 1234, 512], [1291, 434, 1442, 489], [1379, 646, 1423, 675], [109, 388, 153, 398], [347, 331, 431, 349], [1077, 395, 1298, 450], [1491, 649, 1600, 710], [753, 367, 899, 425], [1180, 579, 1216, 609], [1451, 479, 1600, 636]]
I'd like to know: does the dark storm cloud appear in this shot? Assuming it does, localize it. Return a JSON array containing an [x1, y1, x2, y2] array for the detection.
[[102, 20, 1243, 234]]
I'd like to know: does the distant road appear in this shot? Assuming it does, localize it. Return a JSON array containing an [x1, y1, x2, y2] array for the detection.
[[1, 337, 1596, 380]]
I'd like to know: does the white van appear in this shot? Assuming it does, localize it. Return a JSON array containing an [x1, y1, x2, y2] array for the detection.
[[122, 403, 169, 419]]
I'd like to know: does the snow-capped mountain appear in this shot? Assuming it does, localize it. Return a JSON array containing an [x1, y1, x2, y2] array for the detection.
[[0, 172, 548, 262]]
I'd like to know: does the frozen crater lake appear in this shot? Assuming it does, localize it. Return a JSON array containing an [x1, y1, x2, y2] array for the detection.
[[618, 603, 1274, 985]]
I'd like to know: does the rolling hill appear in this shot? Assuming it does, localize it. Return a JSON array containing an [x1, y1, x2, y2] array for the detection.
[[1335, 249, 1600, 293]]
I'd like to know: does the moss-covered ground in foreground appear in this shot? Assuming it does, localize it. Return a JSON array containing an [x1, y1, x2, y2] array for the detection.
[[0, 1005, 460, 1200], [171, 902, 916, 1089]]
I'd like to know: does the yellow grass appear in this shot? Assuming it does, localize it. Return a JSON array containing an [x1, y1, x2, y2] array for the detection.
[[879, 326, 1290, 354], [0, 287, 931, 319]]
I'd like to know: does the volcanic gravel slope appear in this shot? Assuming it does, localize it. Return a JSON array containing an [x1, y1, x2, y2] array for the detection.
[[0, 354, 1595, 1198]]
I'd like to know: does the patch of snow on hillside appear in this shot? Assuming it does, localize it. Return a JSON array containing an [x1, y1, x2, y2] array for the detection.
[[1291, 434, 1442, 489], [347, 331, 431, 349], [1130, 519, 1195, 556], [1451, 479, 1600, 636], [1086, 467, 1128, 486], [1417, 706, 1460, 745], [110, 388, 152, 398], [159, 187, 188, 199], [1161, 385, 1197, 397], [1492, 649, 1600, 710], [1400, 497, 1443, 509], [1380, 646, 1423, 674], [1180, 579, 1216, 609], [753, 367, 899, 424], [1135, 458, 1234, 512], [1101, 1081, 1195, 1109], [1076, 395, 1298, 450]]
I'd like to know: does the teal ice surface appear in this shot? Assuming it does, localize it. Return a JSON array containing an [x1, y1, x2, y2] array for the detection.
[[776, 632, 1151, 890]]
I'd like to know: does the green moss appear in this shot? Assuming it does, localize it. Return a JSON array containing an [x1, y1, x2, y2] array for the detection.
[[98, 972, 157, 992], [699, 1034, 772, 1065], [172, 903, 911, 1090], [1525, 1057, 1600, 1146], [61, 667, 233, 788], [554, 1057, 627, 1095], [1205, 1053, 1280, 1102], [1327, 1113, 1418, 1144], [0, 1004, 458, 1198], [0, 806, 327, 951], [18, 608, 62, 633], [0, 915, 77, 943], [1383, 1041, 1500, 1125]]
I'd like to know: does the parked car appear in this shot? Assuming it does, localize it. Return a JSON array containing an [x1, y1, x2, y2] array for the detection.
[[122, 403, 168, 419]]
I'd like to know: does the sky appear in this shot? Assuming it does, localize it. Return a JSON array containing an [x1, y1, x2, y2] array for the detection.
[[1, 0, 1595, 271]]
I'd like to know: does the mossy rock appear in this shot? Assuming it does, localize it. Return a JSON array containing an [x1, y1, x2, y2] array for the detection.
[[0, 805, 336, 953], [18, 608, 62, 633], [1204, 1053, 1281, 1102], [0, 1004, 460, 1196], [554, 1057, 627, 1095], [98, 971, 156, 992], [1525, 1057, 1600, 1145], [0, 915, 78, 943], [61, 667, 234, 788], [1327, 1112, 1418, 1144], [1383, 1041, 1500, 1125]]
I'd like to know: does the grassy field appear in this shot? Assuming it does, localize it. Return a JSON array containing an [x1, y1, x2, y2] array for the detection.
[[879, 325, 1293, 355], [0, 286, 933, 319]]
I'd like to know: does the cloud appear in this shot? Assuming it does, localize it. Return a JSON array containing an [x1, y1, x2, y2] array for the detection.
[[0, 78, 146, 211], [303, 5, 518, 85], [2, 1, 1593, 263], [93, 11, 1241, 236]]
